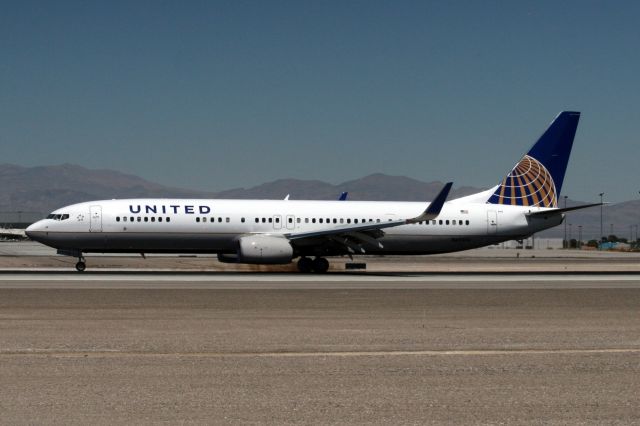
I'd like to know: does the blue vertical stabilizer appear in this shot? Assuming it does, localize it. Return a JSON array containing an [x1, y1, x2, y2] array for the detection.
[[487, 111, 580, 208]]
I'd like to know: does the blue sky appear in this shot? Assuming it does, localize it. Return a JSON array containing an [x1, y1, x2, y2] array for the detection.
[[2, 1, 639, 202]]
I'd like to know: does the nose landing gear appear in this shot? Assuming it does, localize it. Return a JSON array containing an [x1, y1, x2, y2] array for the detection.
[[75, 257, 86, 272]]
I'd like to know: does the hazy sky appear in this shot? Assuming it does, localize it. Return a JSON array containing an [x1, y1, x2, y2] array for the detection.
[[2, 1, 639, 202]]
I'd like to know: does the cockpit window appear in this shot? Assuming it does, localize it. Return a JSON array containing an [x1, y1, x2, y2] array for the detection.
[[47, 213, 70, 221]]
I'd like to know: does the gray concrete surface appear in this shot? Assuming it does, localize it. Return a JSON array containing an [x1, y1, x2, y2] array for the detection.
[[3, 239, 640, 273], [1, 276, 640, 424]]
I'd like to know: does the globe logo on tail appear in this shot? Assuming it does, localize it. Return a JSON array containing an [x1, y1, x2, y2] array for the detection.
[[487, 155, 557, 207]]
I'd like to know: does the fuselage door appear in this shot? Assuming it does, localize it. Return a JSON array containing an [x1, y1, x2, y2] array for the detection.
[[487, 210, 497, 234], [286, 215, 295, 230], [90, 205, 103, 232], [273, 215, 282, 230]]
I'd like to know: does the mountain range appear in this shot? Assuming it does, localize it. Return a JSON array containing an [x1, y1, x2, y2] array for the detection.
[[1, 164, 638, 240]]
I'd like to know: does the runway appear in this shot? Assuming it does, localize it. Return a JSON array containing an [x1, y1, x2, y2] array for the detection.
[[1, 270, 640, 290], [1, 272, 640, 424]]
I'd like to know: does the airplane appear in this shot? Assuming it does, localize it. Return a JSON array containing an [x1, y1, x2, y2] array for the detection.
[[26, 111, 600, 273]]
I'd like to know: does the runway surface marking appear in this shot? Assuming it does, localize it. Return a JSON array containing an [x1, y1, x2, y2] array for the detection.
[[2, 348, 639, 358], [2, 273, 640, 282]]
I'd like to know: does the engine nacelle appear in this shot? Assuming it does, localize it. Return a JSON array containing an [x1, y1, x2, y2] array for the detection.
[[236, 235, 293, 264]]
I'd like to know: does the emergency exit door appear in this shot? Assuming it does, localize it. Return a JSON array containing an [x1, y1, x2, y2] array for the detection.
[[487, 210, 497, 234]]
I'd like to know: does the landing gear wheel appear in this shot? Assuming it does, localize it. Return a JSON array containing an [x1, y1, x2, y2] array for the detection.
[[75, 261, 86, 272], [297, 257, 313, 273], [312, 257, 329, 274]]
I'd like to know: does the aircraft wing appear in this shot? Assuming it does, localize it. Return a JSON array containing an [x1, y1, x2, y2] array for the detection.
[[285, 182, 453, 252]]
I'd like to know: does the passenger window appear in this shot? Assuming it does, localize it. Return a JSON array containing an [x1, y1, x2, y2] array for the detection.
[[305, 218, 309, 223], [255, 218, 259, 223], [116, 217, 120, 222], [289, 218, 293, 223], [262, 218, 266, 223], [269, 218, 273, 223], [312, 218, 316, 223], [158, 217, 163, 222], [151, 217, 156, 222], [354, 219, 358, 224], [333, 219, 337, 224], [347, 219, 351, 224], [226, 218, 230, 223], [340, 219, 344, 224], [144, 217, 149, 222], [202, 217, 207, 223], [376, 219, 380, 223], [137, 217, 141, 222], [196, 217, 200, 223], [218, 218, 222, 223], [439, 220, 443, 225], [241, 218, 245, 223], [466, 220, 470, 225], [130, 217, 134, 222], [319, 218, 323, 224], [166, 217, 171, 223], [297, 218, 301, 223], [275, 218, 280, 223]]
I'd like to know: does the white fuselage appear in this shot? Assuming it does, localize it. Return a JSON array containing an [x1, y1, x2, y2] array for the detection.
[[26, 198, 562, 257]]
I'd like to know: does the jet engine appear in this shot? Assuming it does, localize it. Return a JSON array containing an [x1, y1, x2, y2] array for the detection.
[[220, 235, 293, 264]]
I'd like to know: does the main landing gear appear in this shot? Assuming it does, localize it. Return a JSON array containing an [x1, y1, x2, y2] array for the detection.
[[297, 257, 329, 273]]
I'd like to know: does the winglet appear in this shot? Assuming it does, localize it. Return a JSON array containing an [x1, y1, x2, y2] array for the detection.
[[407, 182, 453, 223], [338, 191, 348, 201]]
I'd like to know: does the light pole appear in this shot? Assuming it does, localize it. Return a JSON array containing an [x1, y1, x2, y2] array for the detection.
[[599, 192, 604, 242], [568, 223, 572, 248], [578, 225, 582, 249], [563, 195, 568, 248], [610, 223, 614, 240]]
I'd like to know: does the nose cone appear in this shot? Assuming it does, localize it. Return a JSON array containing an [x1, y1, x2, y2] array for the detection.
[[26, 221, 44, 240]]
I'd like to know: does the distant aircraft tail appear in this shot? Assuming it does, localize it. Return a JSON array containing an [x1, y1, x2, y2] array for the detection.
[[486, 111, 580, 208]]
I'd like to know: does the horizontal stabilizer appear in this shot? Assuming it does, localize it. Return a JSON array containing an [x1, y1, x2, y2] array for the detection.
[[526, 202, 603, 218]]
